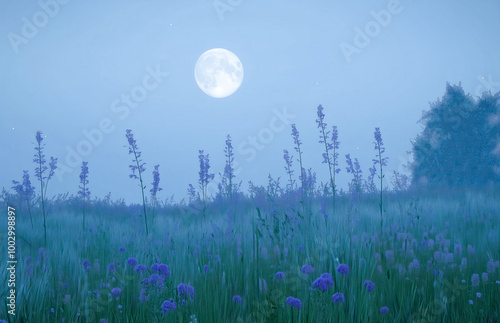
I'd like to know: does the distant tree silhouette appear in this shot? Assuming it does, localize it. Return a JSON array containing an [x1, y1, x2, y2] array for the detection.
[[411, 83, 500, 187]]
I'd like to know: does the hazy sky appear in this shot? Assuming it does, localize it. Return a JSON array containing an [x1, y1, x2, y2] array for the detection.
[[2, 0, 500, 203]]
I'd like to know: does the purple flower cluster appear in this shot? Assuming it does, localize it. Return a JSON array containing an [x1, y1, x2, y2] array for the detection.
[[301, 265, 314, 275], [177, 283, 195, 301], [312, 273, 334, 292], [232, 295, 242, 304], [332, 292, 345, 304], [337, 264, 349, 275], [111, 288, 121, 297], [160, 299, 176, 314], [126, 257, 138, 268], [380, 306, 390, 314], [151, 263, 171, 276], [125, 129, 146, 179], [286, 296, 303, 309], [363, 280, 375, 292], [275, 271, 286, 281], [150, 164, 162, 198]]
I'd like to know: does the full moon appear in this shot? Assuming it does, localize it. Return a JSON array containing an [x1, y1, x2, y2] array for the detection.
[[194, 48, 244, 98]]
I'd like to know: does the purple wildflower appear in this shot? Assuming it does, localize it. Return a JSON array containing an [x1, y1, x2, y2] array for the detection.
[[380, 306, 389, 314], [283, 149, 295, 191], [482, 272, 488, 283], [337, 264, 349, 275], [119, 247, 126, 252], [332, 292, 345, 304], [471, 274, 480, 287], [111, 288, 121, 297], [476, 292, 482, 298], [275, 271, 286, 281], [301, 265, 314, 275], [177, 283, 195, 301], [151, 263, 160, 272], [469, 300, 473, 305], [126, 258, 137, 268], [203, 264, 209, 273], [160, 299, 176, 314], [135, 264, 147, 273], [108, 263, 116, 273], [78, 162, 90, 199], [232, 295, 242, 304], [363, 280, 375, 292], [312, 273, 334, 292], [83, 259, 91, 271], [150, 164, 163, 200], [157, 264, 171, 276], [285, 296, 302, 309]]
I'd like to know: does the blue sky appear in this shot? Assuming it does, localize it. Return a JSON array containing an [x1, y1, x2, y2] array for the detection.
[[2, 0, 500, 203]]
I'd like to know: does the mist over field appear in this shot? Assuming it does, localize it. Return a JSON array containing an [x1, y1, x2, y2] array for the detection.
[[1, 0, 500, 322]]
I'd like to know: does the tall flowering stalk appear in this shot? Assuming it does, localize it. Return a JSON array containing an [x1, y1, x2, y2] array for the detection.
[[150, 165, 162, 210], [78, 162, 90, 231], [33, 131, 53, 245], [198, 150, 214, 217], [291, 124, 304, 192], [12, 170, 35, 228], [373, 127, 389, 228], [283, 149, 295, 192], [345, 154, 363, 194], [126, 129, 149, 235], [223, 135, 235, 199]]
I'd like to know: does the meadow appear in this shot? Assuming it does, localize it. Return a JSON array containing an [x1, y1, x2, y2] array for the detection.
[[1, 186, 499, 322], [1, 104, 499, 322]]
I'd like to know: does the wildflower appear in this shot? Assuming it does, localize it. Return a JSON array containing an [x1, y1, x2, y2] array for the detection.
[[157, 264, 171, 276], [469, 300, 473, 305], [83, 259, 91, 271], [476, 293, 482, 298], [285, 296, 302, 309], [232, 295, 242, 304], [203, 265, 209, 273], [312, 273, 334, 292], [301, 265, 314, 275], [467, 245, 475, 255], [337, 264, 349, 275], [298, 245, 304, 251], [51, 308, 55, 313], [150, 164, 163, 199], [161, 299, 176, 314], [118, 305, 122, 309], [380, 307, 389, 314], [471, 274, 480, 287], [375, 253, 381, 263], [363, 280, 375, 292], [111, 288, 122, 297], [177, 283, 195, 301], [460, 258, 467, 271], [78, 161, 90, 199], [487, 259, 496, 274], [135, 264, 147, 273], [100, 319, 108, 323], [275, 272, 286, 281], [482, 272, 488, 284], [119, 247, 126, 252], [151, 263, 160, 272], [332, 292, 345, 304], [408, 259, 420, 274], [126, 257, 137, 268]]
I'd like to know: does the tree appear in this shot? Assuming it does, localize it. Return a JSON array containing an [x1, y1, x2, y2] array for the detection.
[[411, 83, 500, 187]]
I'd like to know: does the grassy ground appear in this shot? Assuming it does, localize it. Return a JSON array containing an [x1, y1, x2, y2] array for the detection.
[[1, 189, 500, 322]]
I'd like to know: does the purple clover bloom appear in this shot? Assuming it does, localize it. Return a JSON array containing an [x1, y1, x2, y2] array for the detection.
[[151, 263, 160, 272], [312, 273, 334, 292], [126, 258, 137, 268], [108, 263, 116, 273], [111, 288, 121, 297], [232, 295, 242, 304], [275, 271, 286, 281], [285, 296, 302, 309], [203, 264, 209, 273], [158, 264, 171, 276], [363, 280, 375, 292], [476, 292, 482, 298], [83, 259, 91, 271], [337, 264, 349, 275], [332, 292, 345, 304], [177, 283, 195, 301], [301, 265, 314, 275], [380, 306, 390, 314], [161, 299, 176, 314], [119, 247, 126, 252], [135, 264, 147, 273]]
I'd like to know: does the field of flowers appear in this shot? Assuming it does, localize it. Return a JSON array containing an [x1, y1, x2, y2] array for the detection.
[[1, 105, 499, 322], [1, 188, 499, 322]]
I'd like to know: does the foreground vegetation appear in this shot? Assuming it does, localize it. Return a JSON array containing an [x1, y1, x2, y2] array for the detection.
[[1, 188, 499, 322]]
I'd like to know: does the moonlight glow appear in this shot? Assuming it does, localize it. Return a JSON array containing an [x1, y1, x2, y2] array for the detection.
[[194, 48, 244, 98]]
